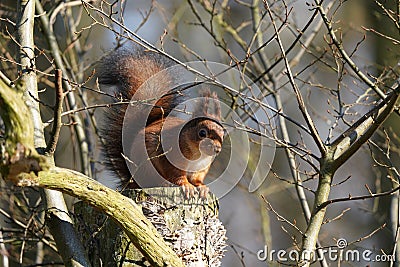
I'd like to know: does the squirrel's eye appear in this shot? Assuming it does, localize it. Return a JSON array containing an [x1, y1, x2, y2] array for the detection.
[[198, 128, 207, 139]]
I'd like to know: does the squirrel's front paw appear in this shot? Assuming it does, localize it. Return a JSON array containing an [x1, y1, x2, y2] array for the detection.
[[181, 182, 196, 199], [196, 184, 209, 199], [180, 182, 209, 199]]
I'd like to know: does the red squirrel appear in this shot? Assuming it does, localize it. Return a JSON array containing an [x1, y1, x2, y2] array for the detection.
[[98, 46, 225, 197]]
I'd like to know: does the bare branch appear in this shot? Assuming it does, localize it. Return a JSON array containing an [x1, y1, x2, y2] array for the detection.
[[45, 69, 64, 155], [35, 0, 91, 177], [315, 0, 400, 116], [317, 185, 400, 211], [330, 86, 400, 170], [264, 0, 327, 156]]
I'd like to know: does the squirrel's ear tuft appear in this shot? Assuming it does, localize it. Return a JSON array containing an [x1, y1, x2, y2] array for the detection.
[[193, 88, 222, 121], [211, 91, 221, 120]]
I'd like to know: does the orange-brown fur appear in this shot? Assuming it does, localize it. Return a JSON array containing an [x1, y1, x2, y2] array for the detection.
[[99, 46, 224, 196]]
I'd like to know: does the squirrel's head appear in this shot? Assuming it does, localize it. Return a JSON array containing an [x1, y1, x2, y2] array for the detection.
[[179, 89, 225, 160], [180, 118, 224, 161]]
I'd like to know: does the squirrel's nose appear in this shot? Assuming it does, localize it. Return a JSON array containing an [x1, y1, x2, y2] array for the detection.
[[214, 145, 221, 154]]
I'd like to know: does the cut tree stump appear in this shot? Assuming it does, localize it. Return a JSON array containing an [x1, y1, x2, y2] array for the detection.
[[73, 187, 227, 267]]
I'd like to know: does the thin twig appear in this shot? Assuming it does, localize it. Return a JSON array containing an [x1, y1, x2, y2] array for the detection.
[[264, 0, 327, 156], [45, 69, 64, 155], [314, 0, 400, 116], [317, 185, 400, 212]]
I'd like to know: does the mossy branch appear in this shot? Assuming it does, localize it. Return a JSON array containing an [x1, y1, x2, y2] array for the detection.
[[0, 78, 44, 180], [0, 79, 34, 154], [19, 168, 185, 267], [330, 87, 400, 170]]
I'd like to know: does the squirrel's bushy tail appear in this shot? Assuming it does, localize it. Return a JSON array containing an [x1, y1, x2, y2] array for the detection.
[[97, 46, 180, 186]]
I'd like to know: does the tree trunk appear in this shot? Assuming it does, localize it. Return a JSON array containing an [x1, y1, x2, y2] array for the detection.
[[74, 187, 226, 267]]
